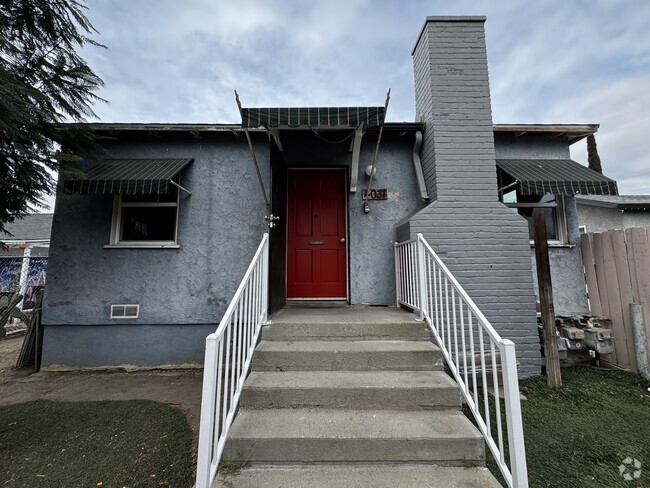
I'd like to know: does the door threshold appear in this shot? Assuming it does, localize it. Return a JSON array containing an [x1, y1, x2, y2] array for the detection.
[[285, 299, 348, 308]]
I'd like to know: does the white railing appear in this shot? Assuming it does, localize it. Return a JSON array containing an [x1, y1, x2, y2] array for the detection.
[[395, 234, 528, 488], [196, 234, 269, 488]]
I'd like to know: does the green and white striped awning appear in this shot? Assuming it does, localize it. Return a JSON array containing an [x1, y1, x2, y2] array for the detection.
[[63, 158, 193, 195], [496, 159, 618, 196], [240, 106, 385, 129]]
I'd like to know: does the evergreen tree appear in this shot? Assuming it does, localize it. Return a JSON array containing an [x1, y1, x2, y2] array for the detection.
[[0, 0, 105, 234], [587, 134, 603, 174]]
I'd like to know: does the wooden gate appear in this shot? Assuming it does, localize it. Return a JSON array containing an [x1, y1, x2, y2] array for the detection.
[[581, 228, 650, 372]]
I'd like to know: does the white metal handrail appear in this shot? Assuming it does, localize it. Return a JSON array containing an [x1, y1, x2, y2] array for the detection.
[[196, 233, 269, 488], [395, 234, 528, 488]]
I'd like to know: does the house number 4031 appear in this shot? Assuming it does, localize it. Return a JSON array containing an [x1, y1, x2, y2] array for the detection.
[[362, 189, 388, 200]]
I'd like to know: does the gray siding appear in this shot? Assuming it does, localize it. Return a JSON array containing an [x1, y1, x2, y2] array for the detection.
[[407, 17, 540, 376]]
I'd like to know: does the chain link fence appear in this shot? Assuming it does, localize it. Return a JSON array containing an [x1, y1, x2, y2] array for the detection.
[[1, 254, 47, 336]]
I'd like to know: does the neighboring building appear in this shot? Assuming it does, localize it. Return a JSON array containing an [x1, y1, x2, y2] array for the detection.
[[576, 195, 650, 234], [0, 213, 52, 309], [41, 16, 617, 375]]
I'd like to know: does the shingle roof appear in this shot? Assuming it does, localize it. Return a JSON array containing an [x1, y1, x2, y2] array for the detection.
[[575, 195, 650, 209], [1, 213, 53, 241]]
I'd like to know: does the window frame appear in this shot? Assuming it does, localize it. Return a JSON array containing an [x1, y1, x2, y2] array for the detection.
[[106, 184, 181, 249], [501, 191, 568, 245]]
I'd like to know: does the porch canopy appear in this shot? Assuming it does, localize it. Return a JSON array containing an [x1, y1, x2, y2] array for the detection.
[[63, 158, 193, 195], [496, 159, 618, 195], [240, 106, 386, 129]]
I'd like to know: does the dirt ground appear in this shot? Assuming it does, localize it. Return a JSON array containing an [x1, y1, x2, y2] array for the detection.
[[0, 335, 204, 436]]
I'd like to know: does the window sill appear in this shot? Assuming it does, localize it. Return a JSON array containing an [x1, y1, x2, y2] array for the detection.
[[529, 242, 575, 249], [103, 244, 181, 249]]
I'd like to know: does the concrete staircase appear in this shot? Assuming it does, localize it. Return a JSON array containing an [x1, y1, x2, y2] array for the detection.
[[216, 307, 500, 487]]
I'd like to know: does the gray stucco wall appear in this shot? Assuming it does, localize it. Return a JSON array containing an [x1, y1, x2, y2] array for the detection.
[[530, 196, 589, 315], [269, 130, 423, 306], [43, 129, 423, 368], [405, 17, 541, 376], [494, 134, 590, 315], [494, 133, 570, 159], [349, 134, 423, 305], [43, 131, 272, 368], [576, 203, 650, 233]]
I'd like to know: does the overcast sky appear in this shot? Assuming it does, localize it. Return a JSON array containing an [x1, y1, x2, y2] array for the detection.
[[44, 0, 650, 208]]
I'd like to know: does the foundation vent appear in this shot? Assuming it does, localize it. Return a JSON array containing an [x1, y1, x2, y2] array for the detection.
[[110, 304, 140, 319]]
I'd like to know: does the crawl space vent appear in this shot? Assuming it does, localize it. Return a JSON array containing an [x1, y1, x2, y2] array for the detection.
[[110, 304, 140, 319]]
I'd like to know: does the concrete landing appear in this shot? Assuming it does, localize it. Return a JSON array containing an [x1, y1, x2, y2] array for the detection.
[[215, 465, 501, 488]]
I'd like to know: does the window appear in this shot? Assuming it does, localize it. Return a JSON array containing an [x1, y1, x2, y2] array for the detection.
[[501, 190, 566, 243], [108, 185, 180, 247]]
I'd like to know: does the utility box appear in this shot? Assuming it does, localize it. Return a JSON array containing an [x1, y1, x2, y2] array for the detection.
[[560, 326, 584, 350], [583, 327, 614, 355], [561, 326, 585, 341]]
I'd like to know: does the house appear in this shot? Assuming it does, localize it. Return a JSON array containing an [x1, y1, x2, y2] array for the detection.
[[41, 16, 617, 376], [576, 194, 650, 233], [1, 213, 52, 310]]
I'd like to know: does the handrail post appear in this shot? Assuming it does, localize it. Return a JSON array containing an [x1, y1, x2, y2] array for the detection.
[[416, 233, 427, 321], [501, 339, 529, 488], [394, 242, 401, 308], [196, 335, 218, 488], [262, 233, 269, 323]]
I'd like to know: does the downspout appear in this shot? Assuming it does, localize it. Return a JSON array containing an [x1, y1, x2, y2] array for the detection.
[[412, 130, 429, 200]]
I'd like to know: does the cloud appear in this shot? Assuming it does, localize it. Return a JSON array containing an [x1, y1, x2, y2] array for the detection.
[[36, 0, 650, 213]]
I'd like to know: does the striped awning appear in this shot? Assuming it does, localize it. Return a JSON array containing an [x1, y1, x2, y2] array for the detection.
[[496, 159, 618, 196], [63, 158, 193, 195], [240, 107, 385, 129]]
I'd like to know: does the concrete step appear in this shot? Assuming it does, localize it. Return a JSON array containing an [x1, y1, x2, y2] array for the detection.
[[240, 370, 461, 410], [251, 340, 444, 371], [222, 408, 485, 466], [263, 308, 428, 341], [214, 465, 500, 488]]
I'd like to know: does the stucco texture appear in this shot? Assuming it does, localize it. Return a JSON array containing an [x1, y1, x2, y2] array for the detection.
[[43, 132, 271, 367], [529, 196, 589, 315]]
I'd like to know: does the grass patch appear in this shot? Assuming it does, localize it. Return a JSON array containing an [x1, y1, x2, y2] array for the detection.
[[0, 400, 193, 488], [466, 368, 650, 487]]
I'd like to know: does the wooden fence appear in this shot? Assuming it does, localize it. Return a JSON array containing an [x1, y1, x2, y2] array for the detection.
[[581, 228, 650, 372]]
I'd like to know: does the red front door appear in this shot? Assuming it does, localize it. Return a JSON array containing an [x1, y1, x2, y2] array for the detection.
[[287, 169, 347, 299]]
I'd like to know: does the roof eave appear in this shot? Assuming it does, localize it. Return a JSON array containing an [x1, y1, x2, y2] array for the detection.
[[493, 124, 599, 145]]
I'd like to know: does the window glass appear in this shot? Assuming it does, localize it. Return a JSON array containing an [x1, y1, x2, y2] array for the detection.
[[500, 190, 563, 242], [120, 207, 177, 241]]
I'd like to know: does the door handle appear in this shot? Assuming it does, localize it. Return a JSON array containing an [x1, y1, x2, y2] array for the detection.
[[340, 238, 346, 243]]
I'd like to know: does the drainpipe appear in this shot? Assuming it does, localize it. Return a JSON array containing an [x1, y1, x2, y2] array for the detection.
[[630, 303, 650, 380]]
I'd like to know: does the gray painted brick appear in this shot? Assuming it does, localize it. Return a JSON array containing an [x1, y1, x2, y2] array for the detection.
[[409, 18, 541, 376]]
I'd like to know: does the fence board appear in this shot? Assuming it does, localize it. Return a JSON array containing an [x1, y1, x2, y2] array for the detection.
[[581, 234, 602, 315], [611, 230, 637, 371], [601, 232, 632, 369], [628, 228, 650, 363], [592, 232, 617, 365], [581, 228, 650, 373]]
